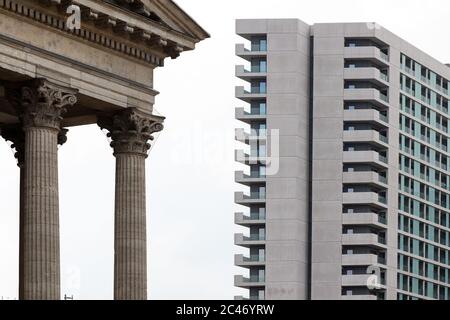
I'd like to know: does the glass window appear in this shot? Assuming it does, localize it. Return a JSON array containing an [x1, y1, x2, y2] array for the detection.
[[259, 145, 266, 157], [260, 60, 267, 72], [259, 103, 267, 115], [260, 39, 267, 51], [260, 81, 267, 93], [259, 166, 266, 177]]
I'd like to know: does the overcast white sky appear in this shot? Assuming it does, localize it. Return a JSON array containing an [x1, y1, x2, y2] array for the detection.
[[1, 0, 450, 300]]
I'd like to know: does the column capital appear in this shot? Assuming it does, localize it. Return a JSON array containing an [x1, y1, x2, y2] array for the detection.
[[98, 108, 164, 157], [7, 79, 78, 130]]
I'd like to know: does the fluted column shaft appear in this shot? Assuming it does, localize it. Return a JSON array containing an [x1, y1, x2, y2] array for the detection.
[[99, 108, 164, 300], [114, 152, 147, 299], [6, 79, 77, 300], [23, 126, 60, 299]]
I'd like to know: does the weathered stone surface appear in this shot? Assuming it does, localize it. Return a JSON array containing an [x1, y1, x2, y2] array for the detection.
[[99, 109, 163, 300], [13, 80, 77, 300]]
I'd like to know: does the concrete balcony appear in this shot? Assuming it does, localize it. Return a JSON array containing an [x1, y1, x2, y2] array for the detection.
[[343, 109, 388, 127], [236, 86, 266, 103], [236, 43, 267, 61], [235, 171, 266, 186], [342, 192, 387, 209], [342, 274, 372, 287], [343, 130, 388, 148], [235, 191, 266, 206], [235, 149, 263, 165], [343, 151, 388, 169], [234, 275, 265, 288], [341, 294, 378, 300], [342, 233, 387, 249], [342, 212, 387, 229], [236, 65, 267, 81], [235, 254, 266, 267], [235, 233, 266, 248], [235, 107, 267, 123], [344, 46, 389, 66], [342, 253, 380, 267], [343, 171, 388, 188], [235, 128, 267, 144], [235, 212, 266, 226], [344, 88, 390, 108], [344, 67, 389, 86]]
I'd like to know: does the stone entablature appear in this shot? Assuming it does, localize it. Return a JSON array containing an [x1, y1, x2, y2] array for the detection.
[[0, 0, 208, 126], [0, 0, 204, 64]]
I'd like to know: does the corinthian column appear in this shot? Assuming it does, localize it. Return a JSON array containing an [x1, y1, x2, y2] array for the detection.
[[14, 79, 77, 300], [98, 108, 164, 300]]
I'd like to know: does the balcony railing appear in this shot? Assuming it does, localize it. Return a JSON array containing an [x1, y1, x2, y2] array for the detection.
[[251, 44, 267, 52], [420, 135, 430, 144], [249, 234, 266, 241], [249, 66, 267, 73], [379, 175, 388, 184], [244, 255, 266, 263], [248, 192, 266, 200], [421, 75, 430, 85], [378, 215, 387, 224], [379, 134, 388, 144], [378, 256, 386, 265], [380, 93, 389, 103], [250, 87, 267, 94], [402, 65, 415, 76], [380, 51, 389, 62], [379, 113, 388, 123], [421, 95, 431, 105], [246, 275, 265, 283], [435, 123, 447, 133], [402, 87, 415, 96], [246, 212, 266, 220], [378, 235, 386, 245]]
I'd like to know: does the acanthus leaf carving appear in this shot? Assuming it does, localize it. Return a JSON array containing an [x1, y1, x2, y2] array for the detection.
[[98, 108, 164, 157], [20, 79, 78, 130]]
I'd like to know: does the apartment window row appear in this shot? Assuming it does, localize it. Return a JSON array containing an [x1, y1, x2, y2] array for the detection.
[[399, 194, 450, 229], [398, 253, 450, 286], [400, 74, 449, 113], [397, 272, 449, 300], [400, 114, 449, 153], [400, 134, 449, 171], [401, 95, 449, 134], [398, 233, 450, 266], [399, 175, 449, 209], [399, 213, 450, 247], [400, 154, 449, 190], [401, 53, 450, 97]]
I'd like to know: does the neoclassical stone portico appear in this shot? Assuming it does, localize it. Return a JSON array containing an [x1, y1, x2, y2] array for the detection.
[[0, 0, 208, 300]]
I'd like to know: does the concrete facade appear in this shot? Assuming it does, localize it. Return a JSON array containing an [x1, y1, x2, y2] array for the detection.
[[235, 19, 450, 300], [0, 0, 208, 300]]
